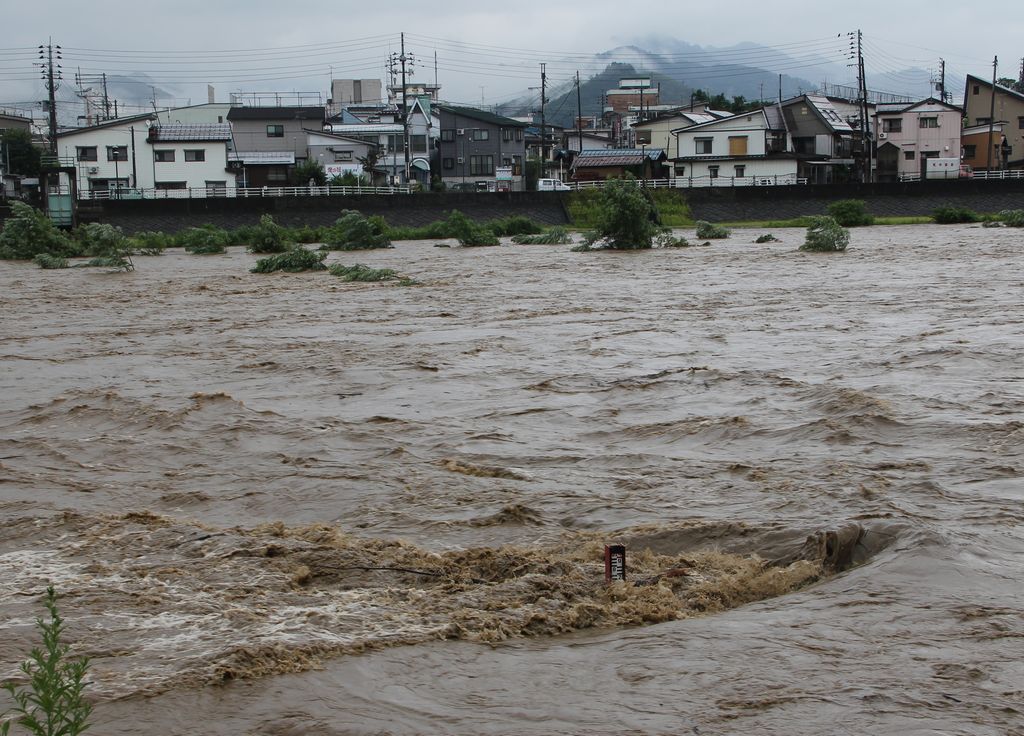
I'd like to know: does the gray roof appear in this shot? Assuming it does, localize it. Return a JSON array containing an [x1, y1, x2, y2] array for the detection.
[[227, 106, 325, 121], [149, 123, 232, 142], [574, 148, 666, 167], [437, 105, 529, 128]]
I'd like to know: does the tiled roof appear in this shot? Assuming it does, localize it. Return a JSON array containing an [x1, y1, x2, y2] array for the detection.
[[149, 123, 232, 141], [574, 148, 665, 167], [437, 105, 529, 127]]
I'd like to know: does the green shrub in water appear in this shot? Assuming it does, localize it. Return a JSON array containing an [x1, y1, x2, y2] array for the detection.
[[695, 220, 730, 239], [130, 231, 171, 255], [512, 227, 573, 244], [998, 209, 1024, 227], [328, 263, 397, 282], [487, 215, 543, 237], [322, 210, 392, 250], [801, 216, 850, 252], [755, 233, 780, 243], [246, 214, 290, 253], [33, 253, 69, 269], [932, 206, 979, 224], [250, 246, 327, 273], [178, 224, 230, 254], [0, 202, 78, 260]]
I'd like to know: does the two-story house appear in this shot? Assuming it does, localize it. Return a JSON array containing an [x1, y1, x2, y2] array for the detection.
[[634, 109, 724, 159], [780, 95, 861, 183], [305, 129, 380, 182], [670, 106, 797, 183], [963, 75, 1024, 170], [872, 98, 963, 182], [55, 114, 236, 196], [226, 106, 325, 186], [436, 106, 528, 191]]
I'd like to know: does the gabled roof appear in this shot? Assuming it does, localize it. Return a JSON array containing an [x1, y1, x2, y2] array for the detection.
[[671, 109, 771, 136], [304, 128, 379, 147], [56, 113, 156, 137], [437, 105, 529, 128], [574, 148, 666, 167], [782, 95, 854, 132], [227, 106, 325, 121], [876, 97, 962, 115], [149, 123, 232, 142], [964, 75, 1024, 104]]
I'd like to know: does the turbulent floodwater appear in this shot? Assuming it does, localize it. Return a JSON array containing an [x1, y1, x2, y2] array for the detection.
[[1, 224, 1023, 735]]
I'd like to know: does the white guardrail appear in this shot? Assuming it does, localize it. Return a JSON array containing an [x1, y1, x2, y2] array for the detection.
[[898, 170, 1024, 183], [73, 185, 413, 201]]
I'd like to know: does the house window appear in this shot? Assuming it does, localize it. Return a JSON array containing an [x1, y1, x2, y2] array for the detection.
[[266, 167, 288, 182], [472, 129, 489, 141], [882, 119, 902, 133], [963, 144, 976, 158], [266, 125, 284, 137], [469, 155, 493, 175], [708, 165, 719, 179], [515, 129, 523, 141], [411, 135, 427, 153], [502, 128, 513, 142], [904, 151, 915, 161], [106, 146, 128, 162], [976, 117, 991, 126], [205, 180, 227, 197], [919, 117, 939, 129], [443, 157, 454, 170], [734, 165, 745, 178], [386, 135, 404, 152], [333, 150, 353, 162], [154, 149, 175, 162], [674, 165, 686, 176], [76, 146, 97, 162], [184, 149, 205, 162], [695, 137, 713, 154], [728, 136, 748, 155], [922, 151, 940, 158], [441, 129, 455, 142], [636, 130, 652, 144], [1018, 117, 1024, 130], [973, 85, 980, 95]]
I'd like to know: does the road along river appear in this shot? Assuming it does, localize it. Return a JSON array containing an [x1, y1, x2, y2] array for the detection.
[[1, 224, 1022, 734]]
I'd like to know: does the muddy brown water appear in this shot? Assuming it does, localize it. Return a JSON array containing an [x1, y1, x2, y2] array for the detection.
[[1, 224, 1023, 735]]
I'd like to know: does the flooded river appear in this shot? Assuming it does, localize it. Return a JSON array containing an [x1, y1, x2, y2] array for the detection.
[[1, 224, 1022, 734]]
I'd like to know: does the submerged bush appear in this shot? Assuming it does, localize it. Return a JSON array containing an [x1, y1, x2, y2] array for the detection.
[[322, 210, 392, 250], [250, 246, 327, 273], [801, 216, 850, 252], [755, 233, 780, 243], [441, 210, 499, 246], [178, 224, 230, 254], [130, 231, 171, 255], [654, 231, 693, 248], [328, 263, 397, 282], [695, 221, 730, 239], [288, 225, 325, 244], [488, 215, 543, 237], [33, 253, 69, 269], [583, 176, 658, 249], [72, 222, 134, 270], [932, 206, 979, 224], [826, 199, 874, 226], [246, 214, 290, 253], [0, 202, 77, 260], [512, 227, 573, 244], [998, 209, 1024, 227]]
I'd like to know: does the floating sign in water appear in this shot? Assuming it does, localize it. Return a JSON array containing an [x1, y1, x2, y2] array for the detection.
[[604, 544, 626, 582]]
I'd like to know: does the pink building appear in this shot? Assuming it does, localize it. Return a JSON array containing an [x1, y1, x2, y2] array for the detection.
[[873, 98, 962, 182]]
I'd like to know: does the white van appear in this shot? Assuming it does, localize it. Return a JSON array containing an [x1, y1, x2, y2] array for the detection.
[[537, 178, 572, 191]]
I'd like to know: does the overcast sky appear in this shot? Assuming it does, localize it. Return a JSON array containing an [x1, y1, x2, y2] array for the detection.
[[2, 0, 1021, 114]]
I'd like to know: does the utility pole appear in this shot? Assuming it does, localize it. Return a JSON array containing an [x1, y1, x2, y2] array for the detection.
[[39, 40, 62, 154], [987, 56, 998, 172], [938, 59, 947, 103], [539, 63, 547, 177], [400, 33, 412, 184], [850, 30, 870, 183], [1017, 57, 1024, 93], [576, 71, 583, 157], [102, 73, 111, 119]]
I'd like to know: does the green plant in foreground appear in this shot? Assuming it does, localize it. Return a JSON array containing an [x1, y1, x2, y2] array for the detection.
[[583, 176, 658, 249], [33, 254, 69, 269], [654, 231, 693, 248], [250, 246, 327, 273], [487, 215, 543, 237], [801, 216, 850, 252], [71, 223, 134, 271], [695, 221, 730, 239], [442, 210, 499, 247], [1, 587, 92, 736], [178, 224, 229, 254], [998, 209, 1024, 227], [826, 199, 874, 227], [328, 263, 397, 282], [755, 234, 780, 243]]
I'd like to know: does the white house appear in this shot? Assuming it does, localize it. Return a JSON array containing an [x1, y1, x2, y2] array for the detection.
[[305, 129, 378, 181], [671, 107, 799, 184], [55, 114, 236, 197], [872, 98, 963, 182]]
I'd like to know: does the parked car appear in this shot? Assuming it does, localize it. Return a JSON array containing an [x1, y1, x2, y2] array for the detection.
[[537, 178, 571, 191]]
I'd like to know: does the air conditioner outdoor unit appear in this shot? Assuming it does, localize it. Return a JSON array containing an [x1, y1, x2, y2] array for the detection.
[[457, 128, 465, 135], [878, 132, 887, 140], [87, 166, 99, 174]]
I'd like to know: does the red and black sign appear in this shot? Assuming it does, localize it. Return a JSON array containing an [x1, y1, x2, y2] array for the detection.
[[604, 545, 626, 582]]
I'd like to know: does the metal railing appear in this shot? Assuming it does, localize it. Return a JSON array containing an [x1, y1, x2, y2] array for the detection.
[[898, 170, 1024, 182], [572, 174, 808, 190], [75, 184, 413, 201]]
